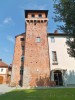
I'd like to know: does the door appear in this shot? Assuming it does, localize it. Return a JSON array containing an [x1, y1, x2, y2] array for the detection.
[[54, 70, 63, 86], [0, 76, 3, 84]]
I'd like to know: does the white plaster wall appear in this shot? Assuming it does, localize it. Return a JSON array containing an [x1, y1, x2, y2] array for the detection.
[[48, 36, 75, 86], [0, 68, 7, 74]]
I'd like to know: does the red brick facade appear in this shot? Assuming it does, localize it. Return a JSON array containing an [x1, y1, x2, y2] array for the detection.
[[11, 10, 50, 88], [11, 33, 25, 86]]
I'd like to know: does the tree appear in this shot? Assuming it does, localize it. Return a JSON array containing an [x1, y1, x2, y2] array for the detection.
[[53, 0, 75, 57]]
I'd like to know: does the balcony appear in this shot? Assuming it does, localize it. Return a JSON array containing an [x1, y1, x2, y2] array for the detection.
[[25, 18, 48, 23]]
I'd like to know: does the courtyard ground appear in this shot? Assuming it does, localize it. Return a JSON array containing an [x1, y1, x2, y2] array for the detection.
[[0, 84, 16, 95], [0, 87, 75, 100]]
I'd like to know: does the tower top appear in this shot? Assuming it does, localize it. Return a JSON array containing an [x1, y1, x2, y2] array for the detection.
[[25, 10, 48, 18]]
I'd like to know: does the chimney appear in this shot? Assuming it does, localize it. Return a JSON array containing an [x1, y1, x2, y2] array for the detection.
[[0, 59, 2, 61], [54, 30, 58, 34], [10, 64, 12, 67]]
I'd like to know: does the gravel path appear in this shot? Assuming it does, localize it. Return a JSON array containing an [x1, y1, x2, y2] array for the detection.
[[0, 84, 16, 95]]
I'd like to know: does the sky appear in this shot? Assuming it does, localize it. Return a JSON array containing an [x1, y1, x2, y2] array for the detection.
[[0, 0, 62, 65]]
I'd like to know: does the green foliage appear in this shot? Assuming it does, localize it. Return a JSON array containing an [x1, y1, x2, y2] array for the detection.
[[0, 88, 75, 100], [53, 0, 75, 57]]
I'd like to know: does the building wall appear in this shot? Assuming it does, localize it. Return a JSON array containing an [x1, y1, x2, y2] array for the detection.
[[23, 12, 50, 88], [0, 67, 8, 84], [11, 34, 25, 85], [48, 36, 75, 86], [0, 68, 7, 74]]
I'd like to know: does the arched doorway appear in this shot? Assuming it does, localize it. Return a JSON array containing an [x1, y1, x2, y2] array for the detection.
[[0, 76, 3, 84], [54, 70, 63, 86]]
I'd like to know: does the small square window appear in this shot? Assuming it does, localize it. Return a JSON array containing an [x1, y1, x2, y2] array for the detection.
[[38, 14, 42, 18], [32, 14, 35, 18], [21, 46, 24, 50], [21, 55, 24, 61], [1, 69, 3, 72], [20, 66, 23, 75], [36, 37, 41, 43], [51, 37, 55, 43], [34, 20, 36, 25], [20, 38, 25, 41]]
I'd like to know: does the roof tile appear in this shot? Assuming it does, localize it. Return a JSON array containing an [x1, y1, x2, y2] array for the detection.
[[0, 61, 9, 67]]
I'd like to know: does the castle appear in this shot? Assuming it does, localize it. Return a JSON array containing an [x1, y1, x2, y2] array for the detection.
[[11, 10, 75, 88]]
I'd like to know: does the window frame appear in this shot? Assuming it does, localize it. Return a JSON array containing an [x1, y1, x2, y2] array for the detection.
[[20, 38, 25, 41], [1, 68, 3, 72], [31, 14, 35, 18], [21, 55, 24, 62], [21, 46, 24, 50], [20, 66, 23, 75], [36, 37, 41, 43], [52, 51, 58, 65], [51, 37, 55, 43], [38, 14, 42, 18]]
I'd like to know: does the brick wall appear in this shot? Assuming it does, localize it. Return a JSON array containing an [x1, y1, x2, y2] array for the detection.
[[23, 15, 50, 87], [11, 11, 50, 87], [11, 34, 25, 86]]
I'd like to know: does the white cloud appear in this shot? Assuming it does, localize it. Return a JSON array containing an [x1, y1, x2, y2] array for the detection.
[[7, 35, 15, 43], [3, 17, 14, 24]]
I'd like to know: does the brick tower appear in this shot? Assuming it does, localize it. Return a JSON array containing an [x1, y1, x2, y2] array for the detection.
[[23, 10, 50, 88]]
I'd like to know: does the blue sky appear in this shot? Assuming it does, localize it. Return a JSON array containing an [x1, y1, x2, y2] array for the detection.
[[0, 0, 61, 65]]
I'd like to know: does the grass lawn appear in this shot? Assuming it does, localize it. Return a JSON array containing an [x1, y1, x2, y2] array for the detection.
[[0, 88, 75, 100]]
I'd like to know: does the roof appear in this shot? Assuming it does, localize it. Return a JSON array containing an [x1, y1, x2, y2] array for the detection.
[[47, 33, 69, 37], [25, 10, 48, 18], [15, 32, 25, 38], [15, 32, 69, 38], [0, 61, 9, 68]]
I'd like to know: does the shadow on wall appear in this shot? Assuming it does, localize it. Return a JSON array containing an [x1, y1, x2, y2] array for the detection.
[[64, 70, 75, 86], [19, 34, 25, 86], [36, 76, 56, 87]]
